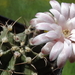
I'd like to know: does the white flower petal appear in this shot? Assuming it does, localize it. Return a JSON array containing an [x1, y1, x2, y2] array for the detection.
[[57, 40, 72, 68], [50, 9, 60, 20], [35, 12, 54, 23], [35, 23, 58, 31], [46, 26, 62, 40], [71, 29, 75, 34], [30, 18, 45, 26], [70, 37, 75, 41], [35, 23, 52, 31], [41, 42, 55, 54], [57, 51, 68, 68], [70, 34, 75, 41], [46, 31, 58, 40], [44, 12, 54, 18], [58, 14, 66, 29], [70, 3, 75, 18], [50, 0, 60, 12], [70, 34, 75, 38], [66, 20, 74, 31], [61, 3, 69, 20], [31, 33, 51, 45], [49, 41, 64, 61], [64, 39, 72, 57], [69, 17, 75, 28]]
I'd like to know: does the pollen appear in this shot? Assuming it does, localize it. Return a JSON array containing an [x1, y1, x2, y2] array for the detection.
[[63, 29, 70, 38]]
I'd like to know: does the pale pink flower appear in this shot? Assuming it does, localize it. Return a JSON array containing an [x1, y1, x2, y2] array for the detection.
[[30, 0, 75, 68]]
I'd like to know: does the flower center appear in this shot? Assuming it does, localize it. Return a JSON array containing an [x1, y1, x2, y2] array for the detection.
[[63, 29, 70, 38]]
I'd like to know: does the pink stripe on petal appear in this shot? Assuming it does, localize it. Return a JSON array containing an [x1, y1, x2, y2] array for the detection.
[[35, 23, 58, 31], [49, 41, 64, 61], [50, 0, 60, 12], [30, 18, 45, 26], [41, 42, 55, 54], [35, 12, 54, 23], [31, 33, 51, 45]]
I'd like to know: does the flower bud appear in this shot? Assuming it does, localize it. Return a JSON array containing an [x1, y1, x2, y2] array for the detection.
[[20, 48, 24, 54], [20, 41, 25, 46], [25, 46, 31, 52], [38, 52, 45, 58], [25, 29, 31, 34], [11, 46, 19, 51], [29, 38, 34, 45], [26, 57, 32, 63], [14, 51, 21, 58], [13, 35, 20, 42], [7, 25, 13, 31]]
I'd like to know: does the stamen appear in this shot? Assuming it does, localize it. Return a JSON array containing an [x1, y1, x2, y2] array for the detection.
[[63, 29, 70, 38]]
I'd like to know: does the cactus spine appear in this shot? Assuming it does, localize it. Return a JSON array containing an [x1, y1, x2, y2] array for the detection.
[[0, 20, 61, 75]]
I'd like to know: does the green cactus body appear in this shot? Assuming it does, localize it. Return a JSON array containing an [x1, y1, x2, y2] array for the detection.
[[0, 22, 62, 75]]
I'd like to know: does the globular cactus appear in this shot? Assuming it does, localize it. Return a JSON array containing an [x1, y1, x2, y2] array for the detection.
[[0, 19, 62, 75]]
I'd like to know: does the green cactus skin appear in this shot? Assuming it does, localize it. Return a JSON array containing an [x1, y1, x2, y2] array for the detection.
[[0, 22, 62, 75]]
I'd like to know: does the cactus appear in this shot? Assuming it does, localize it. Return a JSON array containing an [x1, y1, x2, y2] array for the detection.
[[0, 18, 62, 75]]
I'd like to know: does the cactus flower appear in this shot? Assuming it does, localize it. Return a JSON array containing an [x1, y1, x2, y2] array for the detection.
[[30, 0, 75, 68]]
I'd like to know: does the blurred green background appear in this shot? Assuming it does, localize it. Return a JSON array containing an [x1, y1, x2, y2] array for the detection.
[[0, 0, 50, 25], [0, 0, 75, 75]]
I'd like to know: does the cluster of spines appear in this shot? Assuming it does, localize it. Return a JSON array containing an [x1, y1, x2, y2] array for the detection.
[[0, 20, 59, 75]]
